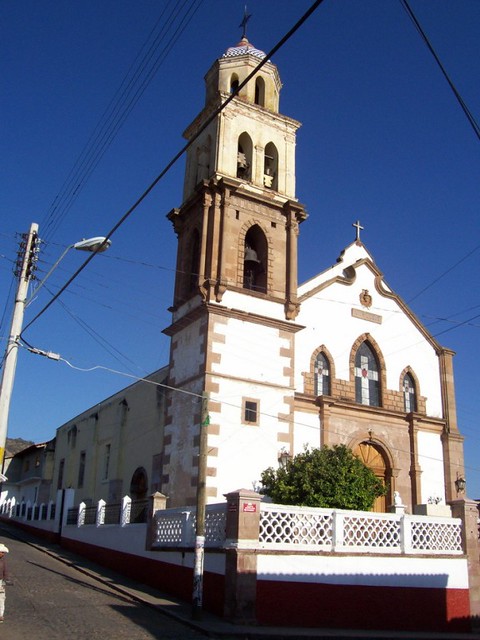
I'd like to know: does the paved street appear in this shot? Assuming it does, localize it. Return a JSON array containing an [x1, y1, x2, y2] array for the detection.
[[0, 526, 208, 640]]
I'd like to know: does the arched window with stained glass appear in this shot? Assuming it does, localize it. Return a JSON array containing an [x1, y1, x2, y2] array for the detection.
[[355, 342, 380, 406], [403, 372, 417, 412], [314, 352, 330, 396]]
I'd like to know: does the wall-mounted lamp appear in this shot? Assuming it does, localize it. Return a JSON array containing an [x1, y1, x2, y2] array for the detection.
[[278, 448, 292, 469], [455, 473, 466, 494]]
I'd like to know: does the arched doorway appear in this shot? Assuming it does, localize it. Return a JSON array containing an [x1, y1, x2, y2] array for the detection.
[[354, 441, 391, 512], [130, 467, 148, 500], [129, 467, 149, 523]]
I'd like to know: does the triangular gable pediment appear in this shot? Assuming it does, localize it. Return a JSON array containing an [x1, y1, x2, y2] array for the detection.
[[298, 241, 443, 353]]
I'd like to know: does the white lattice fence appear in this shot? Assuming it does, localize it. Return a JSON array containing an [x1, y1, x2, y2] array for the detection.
[[341, 512, 401, 549], [259, 503, 463, 555], [153, 503, 226, 548], [410, 518, 463, 552], [259, 504, 333, 549]]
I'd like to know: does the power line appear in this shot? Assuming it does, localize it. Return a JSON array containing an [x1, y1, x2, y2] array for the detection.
[[41, 0, 204, 243], [45, 349, 476, 480], [20, 0, 326, 339], [400, 0, 480, 142]]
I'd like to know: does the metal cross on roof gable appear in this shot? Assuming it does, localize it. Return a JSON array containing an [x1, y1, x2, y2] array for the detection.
[[353, 220, 364, 242]]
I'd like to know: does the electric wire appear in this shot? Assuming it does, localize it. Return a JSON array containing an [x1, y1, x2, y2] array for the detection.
[[51, 350, 476, 478], [51, 290, 148, 375], [400, 0, 480, 142], [20, 0, 325, 339], [10, 3, 479, 484], [41, 0, 205, 242]]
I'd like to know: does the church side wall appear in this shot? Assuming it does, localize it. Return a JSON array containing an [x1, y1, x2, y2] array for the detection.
[[53, 372, 166, 506]]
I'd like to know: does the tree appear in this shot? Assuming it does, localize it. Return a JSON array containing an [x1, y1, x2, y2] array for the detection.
[[260, 444, 386, 510]]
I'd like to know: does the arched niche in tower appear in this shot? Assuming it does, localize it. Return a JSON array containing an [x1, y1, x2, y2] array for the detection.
[[243, 225, 267, 293], [237, 132, 253, 180], [254, 76, 265, 107], [263, 142, 278, 190]]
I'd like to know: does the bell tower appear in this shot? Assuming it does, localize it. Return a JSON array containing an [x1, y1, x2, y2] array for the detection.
[[169, 35, 306, 318], [163, 36, 307, 506]]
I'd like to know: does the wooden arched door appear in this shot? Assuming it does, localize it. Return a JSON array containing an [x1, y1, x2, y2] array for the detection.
[[354, 442, 391, 512]]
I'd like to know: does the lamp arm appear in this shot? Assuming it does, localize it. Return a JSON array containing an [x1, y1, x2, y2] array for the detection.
[[25, 245, 73, 307]]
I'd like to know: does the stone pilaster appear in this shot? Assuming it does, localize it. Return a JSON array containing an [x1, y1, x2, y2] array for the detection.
[[450, 498, 480, 620], [145, 492, 168, 550], [223, 489, 261, 624]]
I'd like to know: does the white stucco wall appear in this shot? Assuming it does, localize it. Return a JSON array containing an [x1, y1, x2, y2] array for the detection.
[[257, 553, 468, 589], [417, 430, 446, 503]]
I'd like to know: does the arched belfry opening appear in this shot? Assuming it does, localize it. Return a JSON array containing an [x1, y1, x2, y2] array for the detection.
[[255, 76, 265, 106], [230, 73, 239, 94], [263, 142, 278, 190], [237, 132, 253, 180], [243, 225, 267, 293]]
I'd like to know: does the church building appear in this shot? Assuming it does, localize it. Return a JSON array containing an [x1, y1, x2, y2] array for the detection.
[[161, 35, 465, 511]]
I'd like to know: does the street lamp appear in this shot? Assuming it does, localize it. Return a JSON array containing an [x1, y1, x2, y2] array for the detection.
[[27, 236, 111, 305], [0, 225, 111, 474]]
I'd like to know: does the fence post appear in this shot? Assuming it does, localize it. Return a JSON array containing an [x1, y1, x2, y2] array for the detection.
[[97, 499, 106, 526], [332, 510, 345, 551], [78, 502, 86, 527], [400, 514, 413, 554], [223, 488, 261, 624], [121, 495, 132, 526], [145, 492, 168, 550]]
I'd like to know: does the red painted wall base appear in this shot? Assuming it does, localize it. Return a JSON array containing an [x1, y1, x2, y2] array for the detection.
[[257, 579, 471, 632]]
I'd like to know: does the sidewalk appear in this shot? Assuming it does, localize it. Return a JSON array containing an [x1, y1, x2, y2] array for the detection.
[[1, 521, 479, 640]]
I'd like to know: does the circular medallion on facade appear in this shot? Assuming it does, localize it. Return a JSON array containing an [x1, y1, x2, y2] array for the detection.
[[360, 289, 372, 308]]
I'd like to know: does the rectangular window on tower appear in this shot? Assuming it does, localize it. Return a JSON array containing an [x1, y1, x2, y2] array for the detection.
[[243, 398, 259, 426], [78, 451, 86, 488]]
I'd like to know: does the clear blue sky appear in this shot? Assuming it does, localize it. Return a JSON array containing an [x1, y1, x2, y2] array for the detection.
[[2, 1, 480, 497]]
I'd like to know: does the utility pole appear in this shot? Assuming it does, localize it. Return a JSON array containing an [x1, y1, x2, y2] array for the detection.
[[192, 391, 209, 620], [0, 223, 39, 473]]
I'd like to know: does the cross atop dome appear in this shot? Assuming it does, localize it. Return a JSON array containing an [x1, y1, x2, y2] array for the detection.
[[239, 5, 252, 39]]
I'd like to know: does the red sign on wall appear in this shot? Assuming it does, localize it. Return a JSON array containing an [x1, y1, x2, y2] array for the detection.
[[242, 502, 257, 513]]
